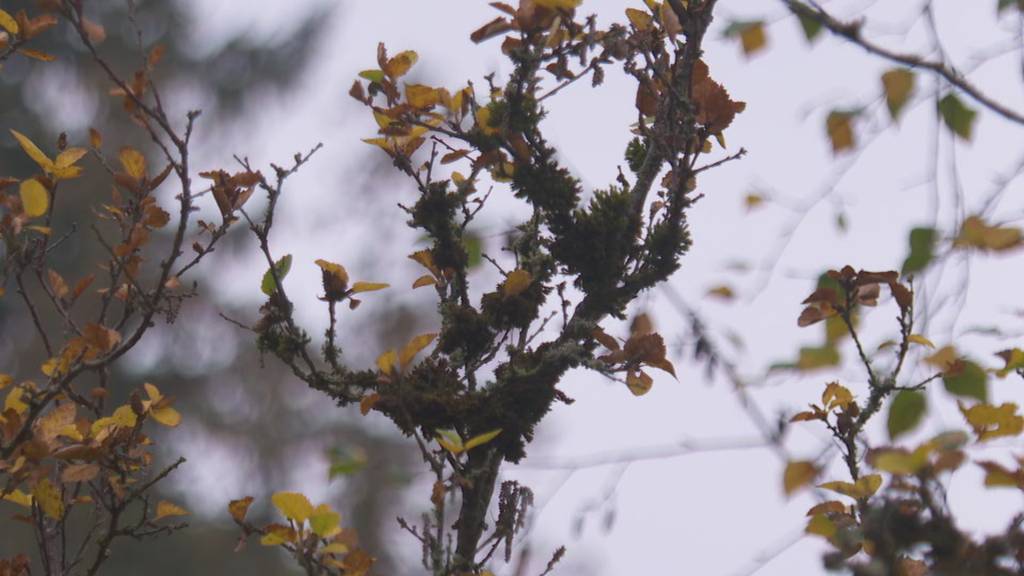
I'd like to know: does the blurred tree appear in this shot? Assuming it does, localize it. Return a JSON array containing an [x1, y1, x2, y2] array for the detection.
[[0, 2, 416, 574]]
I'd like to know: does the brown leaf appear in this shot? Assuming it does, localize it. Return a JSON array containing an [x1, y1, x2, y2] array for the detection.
[[47, 269, 69, 299], [783, 461, 819, 495], [798, 306, 828, 327], [61, 463, 99, 483], [592, 328, 621, 352], [691, 60, 746, 134], [228, 497, 254, 524], [471, 17, 514, 44]]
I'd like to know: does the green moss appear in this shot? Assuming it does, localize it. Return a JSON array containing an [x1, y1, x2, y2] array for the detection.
[[551, 185, 637, 298], [625, 137, 647, 174], [438, 304, 495, 363], [410, 181, 468, 271], [510, 158, 580, 218]]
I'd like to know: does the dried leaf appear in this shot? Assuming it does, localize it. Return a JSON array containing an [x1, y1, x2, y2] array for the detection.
[[154, 500, 189, 521]]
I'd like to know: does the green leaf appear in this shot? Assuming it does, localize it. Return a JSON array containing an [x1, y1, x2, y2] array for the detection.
[[938, 93, 977, 141], [796, 11, 822, 42], [888, 390, 927, 440], [901, 227, 936, 276], [309, 507, 341, 538], [464, 429, 502, 451], [261, 254, 293, 296], [881, 69, 915, 121], [327, 448, 367, 480], [464, 231, 483, 269], [358, 69, 385, 83], [943, 360, 988, 402], [797, 346, 840, 371]]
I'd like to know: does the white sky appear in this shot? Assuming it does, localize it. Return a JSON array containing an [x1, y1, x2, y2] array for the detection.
[[168, 1, 1024, 574]]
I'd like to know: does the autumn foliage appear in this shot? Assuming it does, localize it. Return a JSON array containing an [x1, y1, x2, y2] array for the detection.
[[3, 0, 1024, 575]]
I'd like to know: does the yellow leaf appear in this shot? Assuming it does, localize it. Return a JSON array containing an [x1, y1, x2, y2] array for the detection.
[[474, 107, 500, 136], [806, 501, 846, 517], [33, 479, 63, 519], [818, 474, 882, 499], [979, 460, 1021, 488], [151, 406, 182, 427], [626, 370, 654, 396], [228, 496, 254, 523], [535, 0, 582, 8], [372, 111, 392, 130], [52, 164, 83, 181], [144, 382, 163, 402], [822, 382, 853, 411], [659, 1, 683, 36], [924, 345, 957, 370], [738, 22, 767, 55], [783, 461, 819, 496], [625, 8, 653, 30], [10, 130, 55, 173], [881, 68, 915, 120], [272, 491, 313, 524], [315, 259, 350, 299], [412, 274, 437, 289], [2, 489, 32, 508], [954, 215, 1022, 252], [960, 402, 1024, 441], [0, 374, 11, 390], [154, 500, 189, 521], [501, 269, 532, 298], [406, 84, 442, 108], [384, 50, 418, 78], [350, 281, 389, 294], [111, 405, 137, 427], [119, 147, 146, 180], [409, 250, 439, 275], [705, 285, 734, 300], [436, 429, 464, 454], [359, 393, 380, 415], [56, 147, 88, 169], [310, 504, 341, 538], [56, 424, 83, 442], [4, 386, 28, 415], [744, 193, 765, 211], [870, 448, 928, 475], [260, 523, 297, 546], [0, 9, 19, 35], [907, 334, 935, 348], [362, 137, 398, 155], [321, 542, 350, 555], [20, 178, 49, 218], [464, 429, 502, 451], [91, 405, 138, 436], [805, 513, 836, 538], [399, 333, 437, 370], [376, 350, 398, 374], [826, 111, 856, 154]]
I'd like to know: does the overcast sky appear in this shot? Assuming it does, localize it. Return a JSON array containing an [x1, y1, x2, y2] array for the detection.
[[167, 1, 1024, 574]]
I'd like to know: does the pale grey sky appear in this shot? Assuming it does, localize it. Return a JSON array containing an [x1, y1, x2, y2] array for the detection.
[[166, 1, 1024, 574]]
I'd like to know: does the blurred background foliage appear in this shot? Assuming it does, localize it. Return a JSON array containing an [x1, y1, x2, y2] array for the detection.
[[0, 1, 423, 573]]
